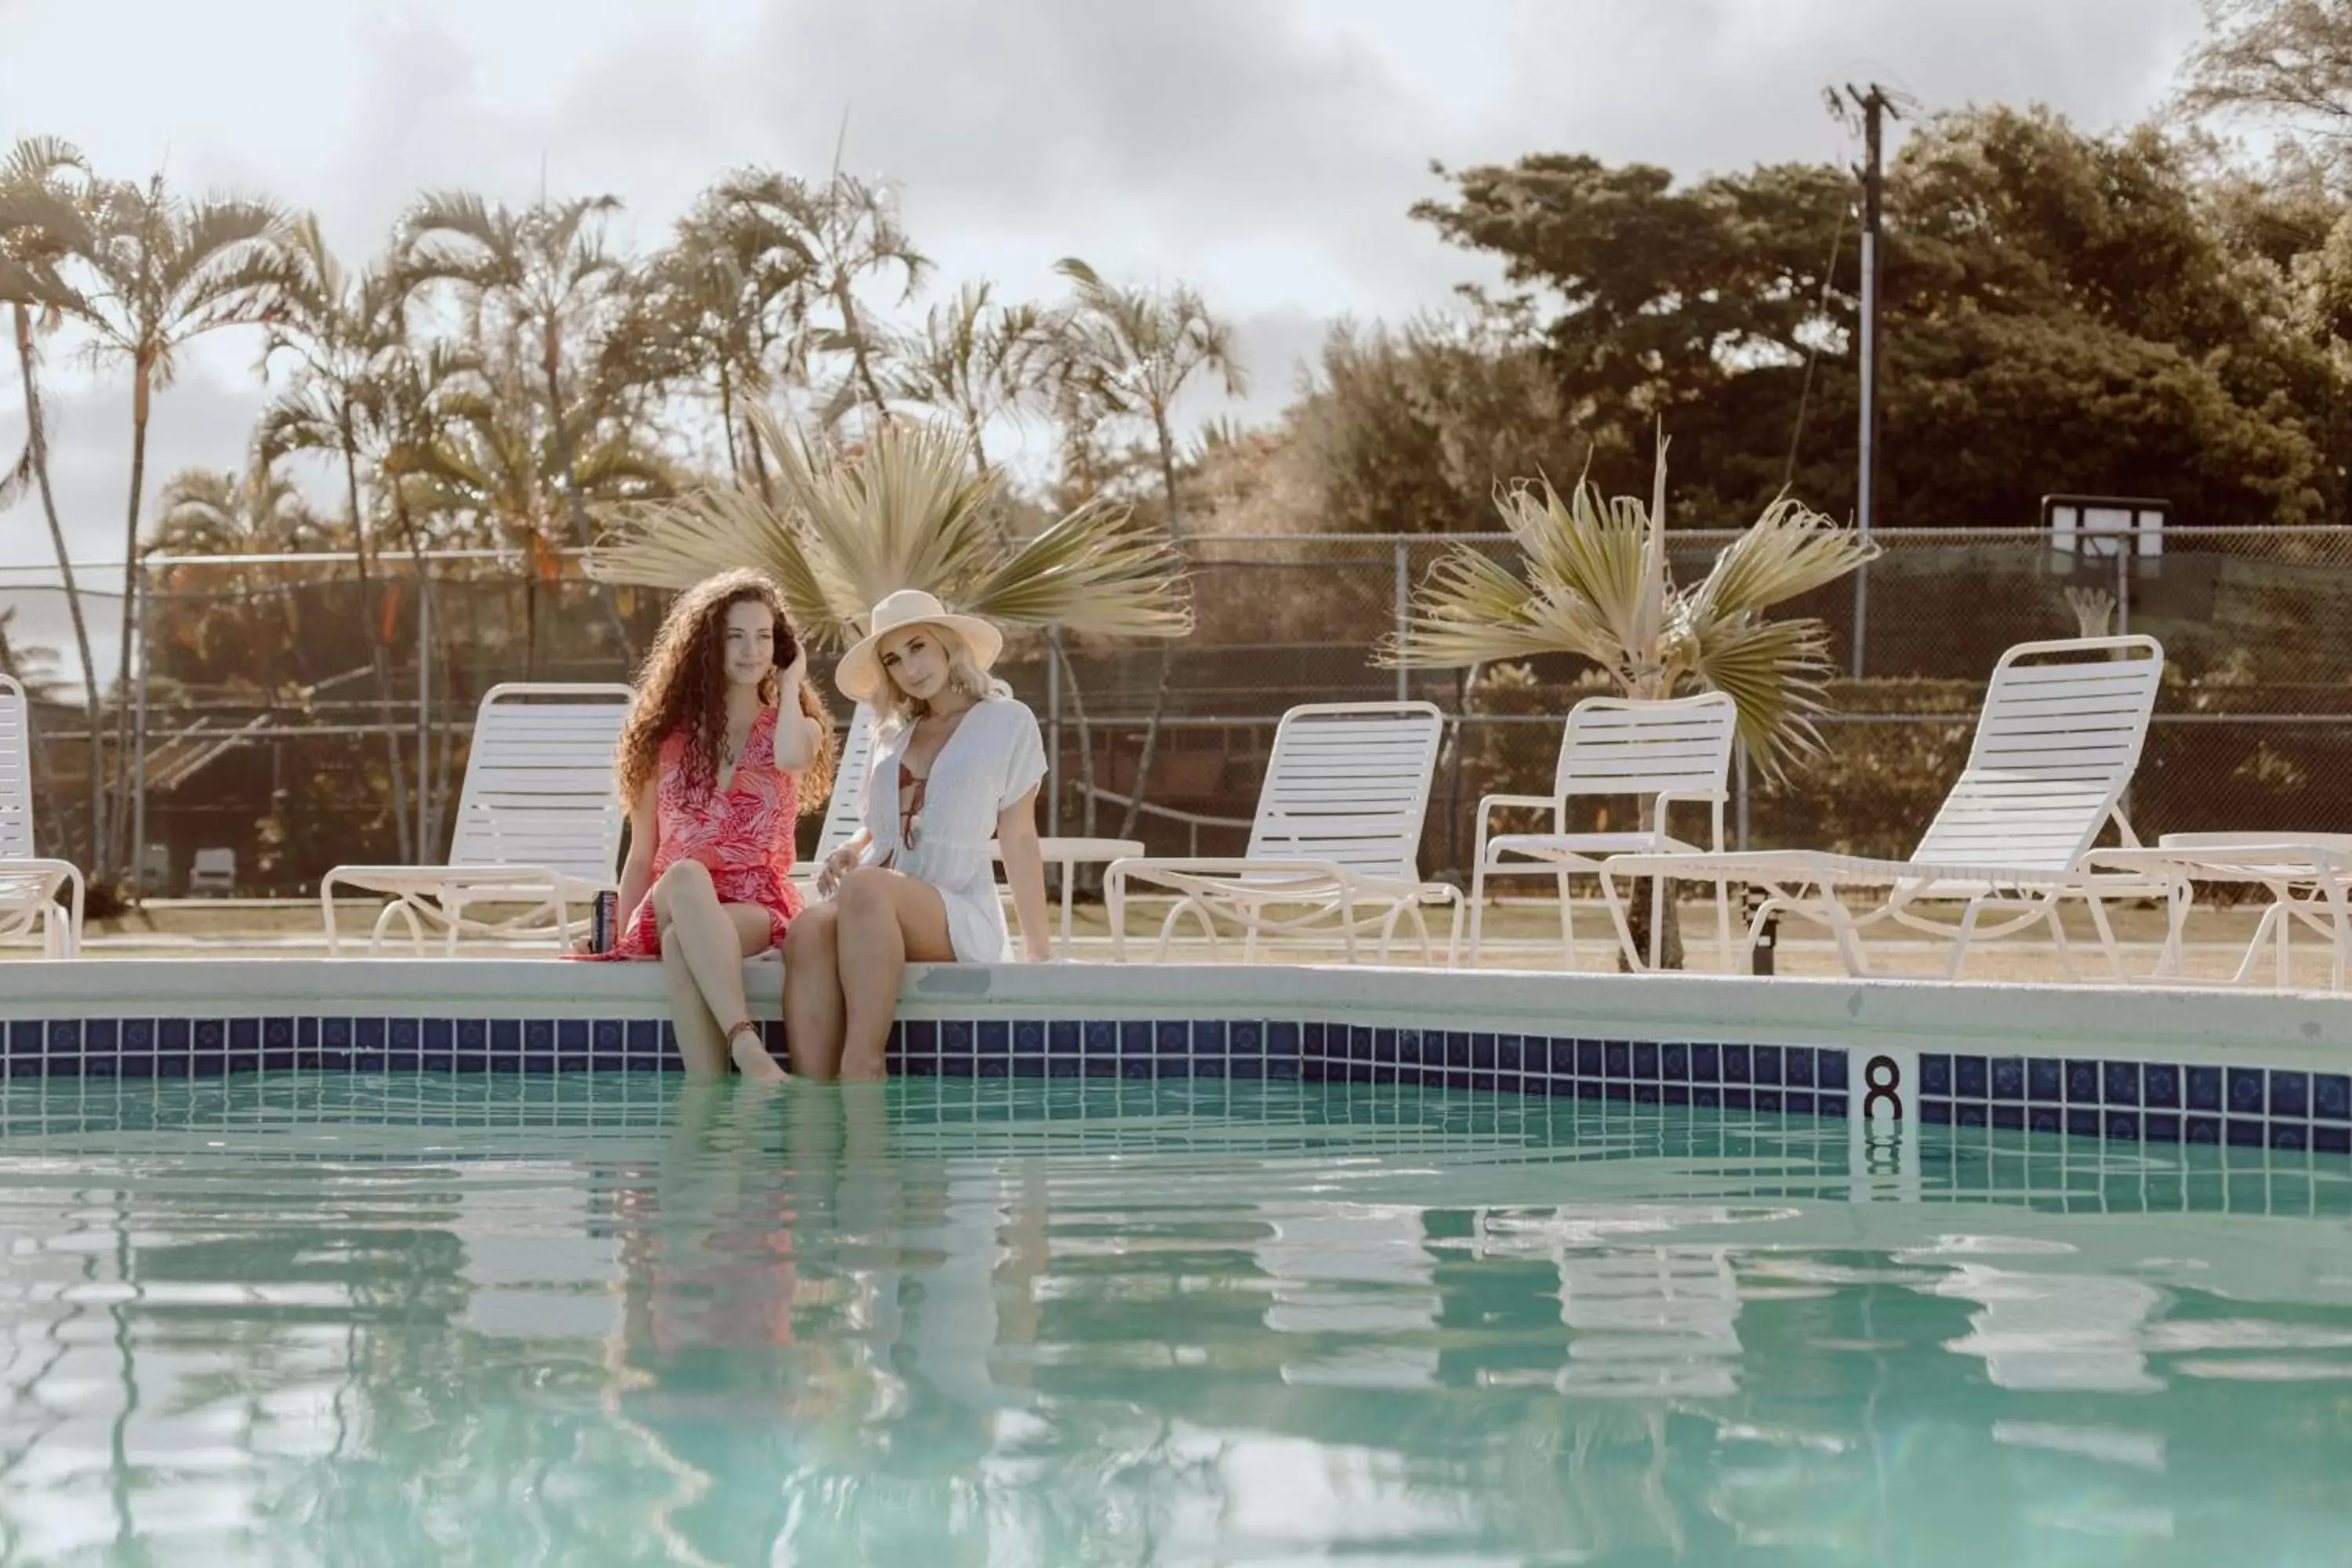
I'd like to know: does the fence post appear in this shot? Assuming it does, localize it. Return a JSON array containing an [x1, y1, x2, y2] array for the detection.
[[1736, 746, 1750, 853], [416, 573, 431, 858], [131, 562, 150, 899], [1047, 641, 1062, 837], [1392, 539, 1410, 702]]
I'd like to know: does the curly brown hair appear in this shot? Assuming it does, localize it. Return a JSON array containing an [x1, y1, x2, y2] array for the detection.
[[615, 568, 835, 812]]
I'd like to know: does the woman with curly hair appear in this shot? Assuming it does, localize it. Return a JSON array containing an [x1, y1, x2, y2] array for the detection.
[[599, 569, 835, 1078]]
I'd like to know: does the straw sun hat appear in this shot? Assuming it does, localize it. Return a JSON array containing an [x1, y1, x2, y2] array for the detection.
[[833, 589, 1005, 702]]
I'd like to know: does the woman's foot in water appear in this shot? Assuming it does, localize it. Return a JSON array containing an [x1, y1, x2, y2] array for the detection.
[[726, 1022, 789, 1083]]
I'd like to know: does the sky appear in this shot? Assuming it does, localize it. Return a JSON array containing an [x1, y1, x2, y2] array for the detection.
[[0, 0, 2210, 595]]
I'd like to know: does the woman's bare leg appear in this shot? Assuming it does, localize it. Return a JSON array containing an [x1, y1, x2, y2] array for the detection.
[[655, 904, 729, 1077], [782, 904, 848, 1080], [833, 868, 956, 1082], [651, 860, 778, 1076]]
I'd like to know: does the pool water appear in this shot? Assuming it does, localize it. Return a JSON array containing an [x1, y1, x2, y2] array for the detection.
[[3, 1076, 2351, 1566]]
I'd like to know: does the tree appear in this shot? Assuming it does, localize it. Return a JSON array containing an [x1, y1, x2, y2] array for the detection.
[[2180, 0, 2352, 175], [0, 136, 102, 865], [62, 174, 290, 880], [258, 216, 416, 858], [889, 280, 1053, 470], [1051, 257, 1247, 840], [395, 191, 640, 655], [1378, 437, 1877, 966]]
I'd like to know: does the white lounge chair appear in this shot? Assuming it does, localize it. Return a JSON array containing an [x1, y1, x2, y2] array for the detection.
[[0, 673, 84, 958], [321, 682, 633, 955], [799, 702, 877, 880], [1102, 701, 1463, 965], [1468, 691, 1740, 969], [1598, 637, 2167, 980], [2085, 833, 2352, 991]]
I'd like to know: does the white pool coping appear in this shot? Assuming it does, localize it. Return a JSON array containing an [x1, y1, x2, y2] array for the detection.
[[3, 956, 2346, 1070]]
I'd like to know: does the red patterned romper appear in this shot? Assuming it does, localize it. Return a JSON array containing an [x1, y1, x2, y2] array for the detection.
[[605, 706, 805, 958]]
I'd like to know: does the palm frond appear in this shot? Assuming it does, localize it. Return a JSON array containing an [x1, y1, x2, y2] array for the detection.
[[590, 482, 837, 638], [1689, 494, 1879, 621], [1685, 614, 1838, 782], [960, 494, 1192, 637], [1505, 477, 1654, 666], [1377, 545, 1588, 668]]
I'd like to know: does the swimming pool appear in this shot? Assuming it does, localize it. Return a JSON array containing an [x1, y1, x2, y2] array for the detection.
[[4, 1072, 2351, 1564]]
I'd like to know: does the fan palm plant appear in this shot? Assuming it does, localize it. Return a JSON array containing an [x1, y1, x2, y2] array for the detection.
[[1377, 437, 1877, 965], [585, 405, 1191, 655]]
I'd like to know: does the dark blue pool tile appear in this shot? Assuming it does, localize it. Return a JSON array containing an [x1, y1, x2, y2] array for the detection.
[[6, 1019, 44, 1059], [946, 1019, 978, 1057], [1752, 1046, 1783, 1087], [2272, 1072, 2311, 1120], [1991, 1102, 2024, 1131], [1192, 1053, 1225, 1079], [2229, 1069, 2267, 1116], [1188, 1020, 1224, 1058], [2317, 1124, 2352, 1156], [1785, 1091, 1816, 1117], [941, 1051, 977, 1077], [1602, 1040, 1629, 1078], [82, 1019, 118, 1059], [760, 1021, 789, 1062], [162, 1018, 191, 1054], [623, 1018, 661, 1060], [1922, 1099, 1952, 1126], [1663, 1083, 1691, 1106], [1989, 1058, 2024, 1101], [898, 1020, 939, 1062], [2141, 1062, 2180, 1109], [2100, 1062, 2139, 1106], [388, 1018, 419, 1055], [1469, 1033, 1496, 1070], [979, 1052, 1013, 1078], [1782, 1048, 1813, 1089], [1541, 1038, 1570, 1079], [2143, 1113, 2182, 1144], [1046, 1018, 1080, 1055], [2316, 1074, 2352, 1123], [2227, 1118, 2267, 1148], [2106, 1111, 2140, 1142], [2187, 1066, 2223, 1112], [1921, 1054, 1951, 1097], [1693, 1044, 1721, 1083], [1755, 1089, 1784, 1114], [45, 1019, 82, 1056], [1662, 1042, 1690, 1081], [1265, 1047, 1300, 1081], [1722, 1045, 1751, 1085], [521, 1018, 551, 1054], [120, 1017, 156, 1053], [1817, 1051, 1848, 1092], [1493, 1036, 1521, 1075], [1547, 1069, 1577, 1098], [1373, 1028, 1399, 1063], [1150, 1020, 1185, 1057], [1954, 1055, 1987, 1098], [2271, 1121, 2310, 1152], [1436, 1031, 1464, 1067], [1577, 1040, 1605, 1077], [982, 1021, 1015, 1057], [2029, 1105, 2062, 1134], [1722, 1087, 1753, 1110], [1955, 1102, 1986, 1128], [2028, 1058, 2063, 1102], [1235, 1019, 1269, 1057], [1694, 1086, 1722, 1109], [2187, 1115, 2222, 1145], [2065, 1060, 2099, 1102], [193, 1019, 226, 1054], [2066, 1108, 2100, 1138], [1633, 1082, 1660, 1105], [153, 1053, 191, 1079], [223, 1018, 256, 1054]]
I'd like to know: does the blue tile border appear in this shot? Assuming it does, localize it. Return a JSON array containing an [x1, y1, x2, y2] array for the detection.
[[0, 1010, 2342, 1156]]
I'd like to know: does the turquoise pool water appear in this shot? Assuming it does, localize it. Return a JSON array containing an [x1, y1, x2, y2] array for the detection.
[[2, 1076, 2350, 1566]]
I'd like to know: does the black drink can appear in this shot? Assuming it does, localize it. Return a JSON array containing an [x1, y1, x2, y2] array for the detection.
[[591, 890, 618, 954]]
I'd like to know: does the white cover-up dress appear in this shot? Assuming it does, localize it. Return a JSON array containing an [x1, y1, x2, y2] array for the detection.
[[855, 694, 1049, 962]]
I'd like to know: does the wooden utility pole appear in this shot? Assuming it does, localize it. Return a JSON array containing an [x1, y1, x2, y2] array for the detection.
[[1837, 82, 1900, 676]]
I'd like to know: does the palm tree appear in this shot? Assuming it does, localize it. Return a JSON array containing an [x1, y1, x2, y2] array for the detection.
[[147, 458, 328, 682], [394, 191, 638, 653], [0, 136, 102, 866], [584, 405, 1190, 655], [703, 168, 929, 432], [1377, 437, 1878, 965], [258, 217, 418, 858], [1050, 258, 1247, 840], [888, 280, 1051, 470], [63, 173, 289, 879]]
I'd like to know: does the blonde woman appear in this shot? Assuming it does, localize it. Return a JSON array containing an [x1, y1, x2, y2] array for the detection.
[[746, 590, 1051, 1083]]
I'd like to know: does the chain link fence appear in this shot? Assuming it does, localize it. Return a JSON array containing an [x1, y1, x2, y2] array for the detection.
[[4, 525, 2349, 895]]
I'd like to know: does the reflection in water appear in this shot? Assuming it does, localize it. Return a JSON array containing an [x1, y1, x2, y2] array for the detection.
[[2, 1077, 2352, 1562]]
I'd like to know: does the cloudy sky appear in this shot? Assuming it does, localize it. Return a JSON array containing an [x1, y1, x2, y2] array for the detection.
[[0, 0, 2209, 588]]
